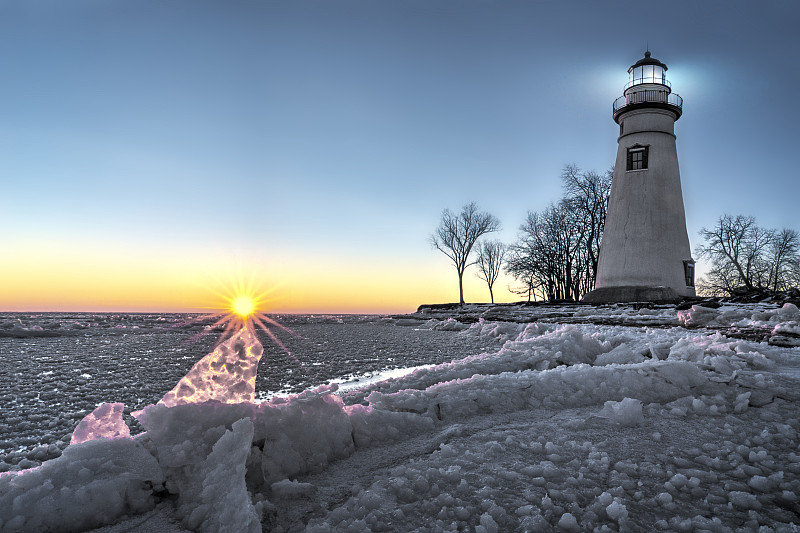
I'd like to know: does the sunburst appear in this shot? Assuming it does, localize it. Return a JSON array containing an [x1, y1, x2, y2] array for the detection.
[[181, 276, 297, 358]]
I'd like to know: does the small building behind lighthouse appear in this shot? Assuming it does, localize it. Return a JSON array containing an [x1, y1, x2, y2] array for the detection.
[[583, 51, 696, 303]]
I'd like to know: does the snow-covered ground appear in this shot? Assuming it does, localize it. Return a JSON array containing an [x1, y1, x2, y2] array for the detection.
[[1, 302, 799, 532]]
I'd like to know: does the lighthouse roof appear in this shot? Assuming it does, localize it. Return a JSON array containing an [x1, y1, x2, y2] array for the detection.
[[628, 51, 668, 73]]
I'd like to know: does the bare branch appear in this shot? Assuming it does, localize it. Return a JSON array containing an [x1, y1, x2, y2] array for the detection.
[[696, 215, 799, 295], [475, 240, 507, 304], [431, 202, 501, 305], [504, 165, 611, 302]]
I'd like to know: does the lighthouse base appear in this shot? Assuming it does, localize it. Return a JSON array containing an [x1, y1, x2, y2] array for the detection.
[[581, 285, 682, 304]]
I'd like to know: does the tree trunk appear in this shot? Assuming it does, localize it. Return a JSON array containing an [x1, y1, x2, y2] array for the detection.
[[489, 286, 494, 304], [458, 271, 464, 305]]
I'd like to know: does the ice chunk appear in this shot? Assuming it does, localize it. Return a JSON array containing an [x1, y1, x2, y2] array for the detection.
[[677, 305, 720, 327], [606, 500, 628, 521], [669, 473, 688, 489], [158, 327, 264, 407], [0, 438, 163, 532], [598, 397, 643, 426], [432, 318, 469, 331], [667, 337, 706, 363], [728, 491, 761, 509], [747, 475, 774, 492], [259, 385, 356, 485], [347, 404, 435, 448], [557, 512, 580, 532], [177, 418, 261, 533], [594, 343, 646, 366], [135, 383, 357, 497], [656, 492, 673, 504], [70, 402, 130, 445], [475, 512, 499, 533], [271, 479, 316, 498], [734, 392, 751, 414]]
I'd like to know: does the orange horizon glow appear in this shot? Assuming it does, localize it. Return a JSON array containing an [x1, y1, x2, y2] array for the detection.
[[182, 284, 298, 356], [231, 295, 255, 318], [0, 241, 523, 315]]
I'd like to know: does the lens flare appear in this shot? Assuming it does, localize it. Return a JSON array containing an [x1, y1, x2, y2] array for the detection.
[[178, 276, 298, 359], [231, 295, 255, 318]]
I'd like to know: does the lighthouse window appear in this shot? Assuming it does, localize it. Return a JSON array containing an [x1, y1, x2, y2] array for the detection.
[[683, 260, 695, 287], [627, 146, 648, 171]]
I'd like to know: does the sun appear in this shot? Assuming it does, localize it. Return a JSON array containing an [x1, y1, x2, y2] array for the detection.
[[231, 295, 256, 319], [180, 277, 298, 359]]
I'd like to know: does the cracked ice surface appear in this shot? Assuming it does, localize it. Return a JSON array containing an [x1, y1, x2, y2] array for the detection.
[[70, 402, 130, 445], [158, 326, 264, 407]]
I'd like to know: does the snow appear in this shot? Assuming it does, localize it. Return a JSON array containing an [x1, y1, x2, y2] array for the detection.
[[1, 302, 799, 531], [176, 418, 261, 533], [0, 438, 163, 532]]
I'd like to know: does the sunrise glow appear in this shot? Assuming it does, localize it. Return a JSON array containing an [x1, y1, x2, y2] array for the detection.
[[231, 295, 256, 319]]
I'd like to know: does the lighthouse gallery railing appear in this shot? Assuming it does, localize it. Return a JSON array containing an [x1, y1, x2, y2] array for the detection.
[[613, 90, 683, 113]]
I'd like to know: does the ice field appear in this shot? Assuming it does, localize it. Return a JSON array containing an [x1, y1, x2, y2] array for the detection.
[[0, 314, 497, 472], [1, 302, 799, 532]]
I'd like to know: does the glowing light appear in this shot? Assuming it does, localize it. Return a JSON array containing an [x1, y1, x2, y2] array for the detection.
[[178, 275, 298, 361], [134, 277, 304, 408], [231, 295, 255, 318]]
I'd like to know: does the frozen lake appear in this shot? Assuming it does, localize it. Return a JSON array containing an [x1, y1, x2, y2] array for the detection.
[[2, 302, 799, 532], [0, 313, 497, 471]]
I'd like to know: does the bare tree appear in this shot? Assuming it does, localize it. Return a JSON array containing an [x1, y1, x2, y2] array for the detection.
[[768, 228, 800, 292], [506, 211, 547, 301], [431, 202, 501, 305], [507, 275, 539, 302], [696, 214, 800, 295], [508, 204, 607, 303], [697, 215, 772, 293], [561, 164, 612, 286], [504, 165, 612, 303], [504, 212, 542, 302], [475, 240, 507, 303]]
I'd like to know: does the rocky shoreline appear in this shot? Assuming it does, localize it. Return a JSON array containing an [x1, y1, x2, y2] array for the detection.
[[398, 292, 800, 349]]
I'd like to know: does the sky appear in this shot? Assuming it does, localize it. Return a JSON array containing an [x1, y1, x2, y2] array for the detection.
[[1, 0, 798, 314]]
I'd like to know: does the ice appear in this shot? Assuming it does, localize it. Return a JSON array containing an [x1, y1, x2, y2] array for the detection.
[[656, 491, 672, 504], [476, 512, 499, 533], [728, 490, 762, 509], [605, 499, 627, 521], [748, 474, 774, 492], [677, 304, 721, 327], [270, 478, 316, 498], [556, 512, 580, 531], [177, 418, 261, 533], [70, 402, 130, 445], [0, 438, 163, 531], [156, 327, 264, 407], [594, 343, 647, 365], [256, 385, 355, 485], [3, 304, 800, 531], [598, 397, 643, 426], [429, 318, 469, 331], [365, 359, 708, 422]]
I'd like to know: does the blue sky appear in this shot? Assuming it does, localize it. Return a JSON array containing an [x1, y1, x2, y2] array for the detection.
[[1, 1, 798, 312]]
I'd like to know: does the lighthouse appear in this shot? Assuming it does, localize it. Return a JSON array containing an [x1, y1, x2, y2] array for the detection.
[[583, 51, 696, 303]]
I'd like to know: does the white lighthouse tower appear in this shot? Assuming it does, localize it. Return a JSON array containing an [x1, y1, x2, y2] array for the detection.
[[584, 51, 696, 303]]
